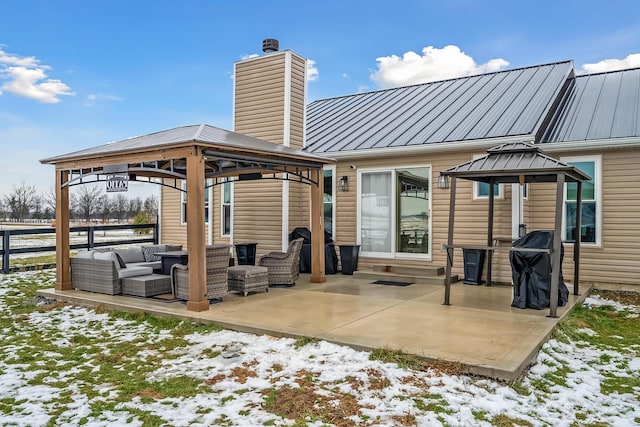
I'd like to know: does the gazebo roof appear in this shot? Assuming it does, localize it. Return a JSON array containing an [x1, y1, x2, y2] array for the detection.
[[41, 124, 332, 166], [440, 142, 591, 183]]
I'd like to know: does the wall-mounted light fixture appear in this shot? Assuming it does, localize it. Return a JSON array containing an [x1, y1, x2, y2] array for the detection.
[[437, 174, 449, 190], [339, 175, 349, 192]]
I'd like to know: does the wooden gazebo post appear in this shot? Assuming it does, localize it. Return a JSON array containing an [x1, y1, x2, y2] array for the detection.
[[185, 148, 209, 312], [309, 168, 326, 283], [55, 169, 71, 290], [548, 173, 565, 318]]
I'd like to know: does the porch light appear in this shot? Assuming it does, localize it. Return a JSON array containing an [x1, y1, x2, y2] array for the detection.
[[437, 174, 449, 190], [339, 175, 349, 192]]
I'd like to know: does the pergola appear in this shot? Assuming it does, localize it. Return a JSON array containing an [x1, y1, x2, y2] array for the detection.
[[40, 124, 335, 312], [439, 142, 590, 317]]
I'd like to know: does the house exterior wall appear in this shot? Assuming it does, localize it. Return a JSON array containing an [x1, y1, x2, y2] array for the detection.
[[159, 49, 309, 260]]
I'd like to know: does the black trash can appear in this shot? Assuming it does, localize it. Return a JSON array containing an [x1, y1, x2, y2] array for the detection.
[[462, 248, 485, 285], [299, 243, 338, 274], [235, 243, 257, 265], [339, 244, 360, 275]]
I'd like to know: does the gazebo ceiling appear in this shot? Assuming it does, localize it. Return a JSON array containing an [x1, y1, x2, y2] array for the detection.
[[440, 142, 591, 184]]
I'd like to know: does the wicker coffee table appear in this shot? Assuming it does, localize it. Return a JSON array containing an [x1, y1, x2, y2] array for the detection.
[[121, 274, 172, 297], [227, 265, 269, 296]]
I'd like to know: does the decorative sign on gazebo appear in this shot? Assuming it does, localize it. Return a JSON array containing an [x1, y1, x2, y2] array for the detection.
[[106, 174, 129, 192]]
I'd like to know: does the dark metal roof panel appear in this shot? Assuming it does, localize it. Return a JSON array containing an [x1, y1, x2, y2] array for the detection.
[[543, 67, 640, 143], [306, 61, 574, 154]]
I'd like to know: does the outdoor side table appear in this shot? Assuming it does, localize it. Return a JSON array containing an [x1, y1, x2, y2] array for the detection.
[[227, 265, 269, 296], [121, 274, 172, 297]]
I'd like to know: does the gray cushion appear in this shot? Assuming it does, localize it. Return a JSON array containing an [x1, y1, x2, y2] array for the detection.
[[118, 266, 153, 279], [141, 245, 167, 262], [76, 250, 95, 259], [115, 247, 146, 264], [128, 261, 161, 270]]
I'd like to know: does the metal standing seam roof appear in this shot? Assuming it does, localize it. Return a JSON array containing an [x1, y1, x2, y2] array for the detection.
[[542, 67, 640, 143], [305, 61, 575, 154], [40, 124, 333, 165], [441, 142, 591, 183]]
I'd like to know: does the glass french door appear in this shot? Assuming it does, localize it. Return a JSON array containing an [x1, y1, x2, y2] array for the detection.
[[360, 167, 430, 257]]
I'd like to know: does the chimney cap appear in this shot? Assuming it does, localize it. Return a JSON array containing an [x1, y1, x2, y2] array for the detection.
[[262, 39, 279, 53]]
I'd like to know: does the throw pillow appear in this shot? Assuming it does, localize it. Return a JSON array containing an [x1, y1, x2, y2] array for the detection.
[[141, 245, 165, 262], [114, 253, 127, 269]]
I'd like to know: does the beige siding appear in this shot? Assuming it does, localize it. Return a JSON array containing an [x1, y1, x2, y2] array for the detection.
[[289, 181, 310, 233], [233, 179, 283, 259], [160, 184, 211, 248], [289, 54, 306, 150]]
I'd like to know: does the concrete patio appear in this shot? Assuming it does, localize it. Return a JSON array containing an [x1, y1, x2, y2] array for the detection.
[[38, 274, 589, 381]]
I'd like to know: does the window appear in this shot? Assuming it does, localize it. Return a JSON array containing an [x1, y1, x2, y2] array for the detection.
[[563, 156, 600, 245], [474, 182, 501, 199], [180, 180, 210, 224], [472, 155, 501, 199], [323, 168, 335, 239], [359, 166, 431, 257], [221, 180, 232, 236]]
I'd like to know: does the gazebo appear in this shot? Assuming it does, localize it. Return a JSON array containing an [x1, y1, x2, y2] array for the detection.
[[439, 142, 591, 317], [40, 124, 335, 312]]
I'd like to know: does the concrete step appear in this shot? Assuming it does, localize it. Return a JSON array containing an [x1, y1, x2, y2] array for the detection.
[[353, 270, 459, 286], [372, 264, 444, 277]]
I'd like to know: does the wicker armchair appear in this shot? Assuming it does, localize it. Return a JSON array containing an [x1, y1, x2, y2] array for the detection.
[[171, 244, 230, 301], [259, 238, 304, 287]]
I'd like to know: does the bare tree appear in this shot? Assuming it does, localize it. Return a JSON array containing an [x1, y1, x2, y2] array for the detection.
[[42, 188, 57, 217], [99, 195, 114, 223], [127, 197, 143, 219], [4, 182, 38, 222], [72, 185, 104, 223], [143, 194, 158, 222], [112, 194, 129, 222]]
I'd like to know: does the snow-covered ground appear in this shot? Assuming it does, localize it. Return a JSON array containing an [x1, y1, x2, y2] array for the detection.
[[0, 270, 638, 426]]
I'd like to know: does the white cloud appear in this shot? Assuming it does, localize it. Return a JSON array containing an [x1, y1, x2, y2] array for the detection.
[[370, 45, 509, 89], [0, 47, 74, 103], [307, 59, 319, 82], [84, 93, 123, 107], [579, 52, 640, 74], [341, 73, 349, 79], [240, 53, 260, 60]]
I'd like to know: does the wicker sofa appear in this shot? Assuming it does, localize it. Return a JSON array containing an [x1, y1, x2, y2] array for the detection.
[[171, 244, 230, 301], [70, 244, 173, 295], [259, 238, 304, 287]]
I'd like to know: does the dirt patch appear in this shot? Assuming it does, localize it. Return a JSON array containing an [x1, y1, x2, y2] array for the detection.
[[365, 368, 391, 390], [136, 388, 163, 399], [204, 373, 226, 386], [392, 413, 418, 426], [262, 370, 368, 427], [231, 364, 257, 384], [593, 290, 640, 307]]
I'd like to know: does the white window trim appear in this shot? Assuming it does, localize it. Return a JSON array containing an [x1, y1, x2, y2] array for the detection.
[[561, 155, 602, 247], [220, 179, 233, 237], [180, 180, 211, 226], [356, 165, 432, 261], [180, 181, 187, 225], [324, 165, 336, 241], [471, 154, 503, 200]]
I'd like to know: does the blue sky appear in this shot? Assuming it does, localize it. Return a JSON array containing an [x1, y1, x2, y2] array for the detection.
[[1, 0, 639, 198]]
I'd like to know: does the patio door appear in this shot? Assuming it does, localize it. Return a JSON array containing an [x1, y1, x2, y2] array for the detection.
[[359, 166, 431, 259]]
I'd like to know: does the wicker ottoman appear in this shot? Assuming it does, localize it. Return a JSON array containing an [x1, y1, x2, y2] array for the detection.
[[121, 274, 172, 297], [227, 265, 269, 296]]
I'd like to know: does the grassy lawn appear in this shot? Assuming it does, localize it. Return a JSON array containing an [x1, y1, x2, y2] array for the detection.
[[0, 270, 638, 426]]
